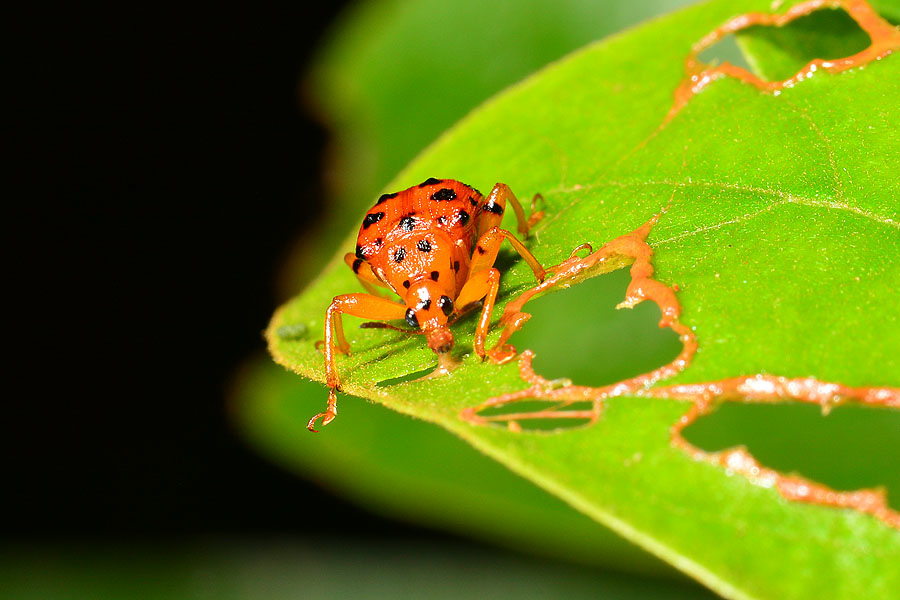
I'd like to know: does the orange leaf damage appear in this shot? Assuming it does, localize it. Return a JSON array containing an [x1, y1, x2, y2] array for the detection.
[[670, 395, 900, 529], [460, 213, 696, 428], [665, 0, 900, 123], [460, 0, 900, 530], [461, 207, 900, 527]]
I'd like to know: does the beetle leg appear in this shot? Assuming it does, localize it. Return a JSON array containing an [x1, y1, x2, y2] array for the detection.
[[312, 293, 407, 432], [478, 183, 544, 239], [470, 226, 545, 283], [527, 193, 545, 229], [455, 224, 546, 364], [455, 268, 502, 360], [344, 253, 391, 297]]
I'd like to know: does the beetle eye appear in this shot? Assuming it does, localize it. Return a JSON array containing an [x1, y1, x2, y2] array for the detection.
[[405, 308, 419, 328], [438, 295, 453, 316]]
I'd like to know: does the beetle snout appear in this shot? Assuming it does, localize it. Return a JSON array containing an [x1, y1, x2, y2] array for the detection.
[[426, 327, 454, 355]]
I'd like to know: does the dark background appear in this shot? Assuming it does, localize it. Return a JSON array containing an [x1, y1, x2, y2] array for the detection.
[[8, 4, 429, 541]]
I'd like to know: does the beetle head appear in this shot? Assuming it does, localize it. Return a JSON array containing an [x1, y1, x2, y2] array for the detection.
[[405, 280, 455, 353]]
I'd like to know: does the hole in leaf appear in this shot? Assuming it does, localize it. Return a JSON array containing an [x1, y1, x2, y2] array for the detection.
[[697, 33, 753, 71], [730, 7, 871, 82], [682, 403, 900, 509], [479, 399, 594, 431], [505, 269, 682, 388]]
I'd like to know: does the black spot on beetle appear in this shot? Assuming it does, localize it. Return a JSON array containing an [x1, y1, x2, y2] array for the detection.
[[468, 196, 478, 207], [352, 258, 363, 273], [431, 188, 456, 201], [402, 279, 411, 289], [453, 260, 460, 272], [417, 298, 432, 311], [458, 210, 470, 226], [355, 244, 366, 259], [417, 239, 432, 253], [484, 201, 504, 215], [393, 247, 406, 262], [405, 308, 419, 328], [363, 211, 385, 228], [430, 271, 439, 281], [418, 177, 442, 188], [476, 245, 486, 255], [399, 216, 416, 232], [376, 192, 398, 204], [436, 215, 447, 225], [374, 237, 383, 248], [438, 295, 453, 316]]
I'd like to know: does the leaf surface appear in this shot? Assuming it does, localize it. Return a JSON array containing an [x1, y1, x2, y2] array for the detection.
[[232, 359, 683, 575], [269, 1, 900, 597], [290, 0, 696, 288]]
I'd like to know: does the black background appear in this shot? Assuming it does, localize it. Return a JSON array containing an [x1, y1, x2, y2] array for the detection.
[[8, 4, 430, 541]]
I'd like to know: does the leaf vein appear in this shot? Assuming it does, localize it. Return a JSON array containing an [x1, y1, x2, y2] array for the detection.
[[545, 179, 898, 245]]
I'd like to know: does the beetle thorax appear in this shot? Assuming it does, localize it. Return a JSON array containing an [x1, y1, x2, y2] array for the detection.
[[372, 227, 458, 294]]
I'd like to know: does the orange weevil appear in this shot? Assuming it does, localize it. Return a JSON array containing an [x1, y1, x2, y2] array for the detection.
[[311, 178, 545, 431]]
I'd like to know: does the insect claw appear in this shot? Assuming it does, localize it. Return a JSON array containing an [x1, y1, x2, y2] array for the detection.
[[527, 193, 545, 230], [307, 408, 337, 432], [567, 243, 593, 260], [488, 344, 517, 364], [526, 211, 544, 229], [307, 413, 324, 432], [308, 392, 338, 432]]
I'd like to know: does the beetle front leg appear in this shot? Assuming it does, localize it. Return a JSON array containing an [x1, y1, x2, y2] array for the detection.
[[343, 252, 391, 298], [455, 268, 504, 361], [312, 293, 407, 432]]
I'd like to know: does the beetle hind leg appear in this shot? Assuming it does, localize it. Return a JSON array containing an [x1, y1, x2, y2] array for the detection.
[[478, 183, 544, 239]]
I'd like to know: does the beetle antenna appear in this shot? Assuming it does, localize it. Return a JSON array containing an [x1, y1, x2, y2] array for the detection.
[[359, 301, 482, 332], [359, 322, 423, 334]]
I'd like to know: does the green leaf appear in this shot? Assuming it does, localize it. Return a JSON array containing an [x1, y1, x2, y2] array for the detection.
[[255, 0, 702, 581], [308, 0, 698, 198], [269, 0, 900, 597], [288, 0, 696, 289], [231, 358, 679, 577], [735, 4, 875, 81]]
